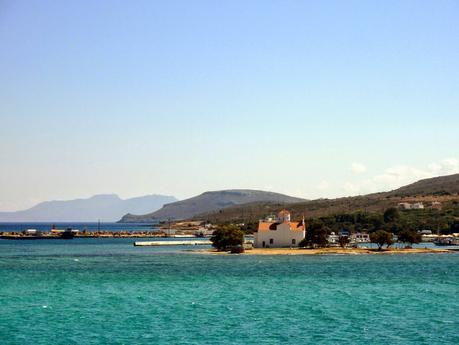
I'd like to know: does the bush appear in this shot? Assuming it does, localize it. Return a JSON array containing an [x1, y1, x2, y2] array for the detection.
[[298, 238, 308, 248], [230, 246, 245, 254]]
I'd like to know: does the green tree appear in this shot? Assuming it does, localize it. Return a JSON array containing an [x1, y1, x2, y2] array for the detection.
[[397, 230, 421, 247], [210, 225, 244, 251], [303, 220, 329, 248], [370, 230, 394, 250], [383, 207, 400, 223]]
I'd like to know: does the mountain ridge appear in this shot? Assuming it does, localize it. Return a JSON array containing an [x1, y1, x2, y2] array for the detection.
[[0, 194, 177, 222], [119, 189, 305, 222]]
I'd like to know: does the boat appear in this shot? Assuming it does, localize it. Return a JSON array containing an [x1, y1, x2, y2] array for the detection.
[[434, 237, 459, 246]]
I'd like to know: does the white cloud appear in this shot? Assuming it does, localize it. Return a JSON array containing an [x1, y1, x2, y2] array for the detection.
[[343, 182, 360, 194], [354, 157, 459, 194], [317, 180, 330, 190], [441, 158, 459, 171], [351, 162, 367, 174]]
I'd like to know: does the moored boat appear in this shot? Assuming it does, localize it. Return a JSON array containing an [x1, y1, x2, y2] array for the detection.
[[434, 237, 459, 246]]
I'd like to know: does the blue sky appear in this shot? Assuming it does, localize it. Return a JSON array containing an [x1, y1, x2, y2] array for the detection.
[[1, 0, 458, 210]]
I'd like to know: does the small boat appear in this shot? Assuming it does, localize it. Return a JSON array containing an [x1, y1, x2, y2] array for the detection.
[[434, 237, 459, 246]]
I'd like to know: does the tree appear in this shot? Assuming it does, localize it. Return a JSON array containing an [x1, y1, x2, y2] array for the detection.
[[210, 225, 244, 251], [370, 230, 394, 250], [338, 235, 350, 248], [397, 230, 421, 247], [384, 207, 400, 223], [303, 220, 329, 248]]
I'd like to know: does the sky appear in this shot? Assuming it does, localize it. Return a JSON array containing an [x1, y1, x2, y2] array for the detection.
[[0, 0, 458, 211]]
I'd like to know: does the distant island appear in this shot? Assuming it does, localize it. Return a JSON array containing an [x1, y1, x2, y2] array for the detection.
[[0, 194, 177, 222]]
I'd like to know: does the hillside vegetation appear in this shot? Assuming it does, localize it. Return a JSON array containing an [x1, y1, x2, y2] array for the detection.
[[195, 174, 459, 234]]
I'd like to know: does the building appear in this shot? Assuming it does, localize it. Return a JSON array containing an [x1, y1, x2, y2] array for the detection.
[[327, 232, 340, 245], [418, 229, 436, 242], [254, 210, 306, 248], [398, 202, 425, 210], [411, 202, 424, 209], [339, 229, 350, 237], [431, 201, 442, 209], [398, 202, 412, 210], [350, 232, 370, 243]]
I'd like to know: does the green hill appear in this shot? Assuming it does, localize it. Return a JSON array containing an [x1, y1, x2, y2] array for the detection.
[[195, 173, 459, 224]]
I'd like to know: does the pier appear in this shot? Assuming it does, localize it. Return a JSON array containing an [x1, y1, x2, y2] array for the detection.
[[134, 240, 212, 246]]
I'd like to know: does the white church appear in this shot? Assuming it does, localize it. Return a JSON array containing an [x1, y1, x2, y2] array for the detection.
[[254, 210, 306, 248]]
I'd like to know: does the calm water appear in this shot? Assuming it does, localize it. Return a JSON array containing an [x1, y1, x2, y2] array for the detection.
[[0, 239, 458, 345], [0, 222, 158, 233]]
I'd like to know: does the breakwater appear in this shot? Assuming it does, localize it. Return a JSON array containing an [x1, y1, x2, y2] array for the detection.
[[0, 231, 173, 240], [134, 240, 212, 246]]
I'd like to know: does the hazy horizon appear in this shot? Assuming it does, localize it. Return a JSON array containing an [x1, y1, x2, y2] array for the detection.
[[1, 171, 457, 213], [1, 1, 458, 211]]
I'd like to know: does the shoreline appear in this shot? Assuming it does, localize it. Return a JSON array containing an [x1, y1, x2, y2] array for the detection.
[[194, 247, 453, 256]]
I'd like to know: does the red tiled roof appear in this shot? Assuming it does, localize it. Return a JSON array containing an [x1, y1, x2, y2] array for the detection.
[[258, 222, 277, 231], [289, 222, 305, 231], [258, 221, 305, 231]]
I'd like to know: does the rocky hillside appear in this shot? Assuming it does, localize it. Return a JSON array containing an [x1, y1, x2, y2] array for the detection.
[[384, 173, 459, 197], [119, 190, 305, 222], [195, 173, 459, 223]]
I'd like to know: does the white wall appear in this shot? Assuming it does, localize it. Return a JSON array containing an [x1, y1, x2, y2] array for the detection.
[[254, 223, 305, 248]]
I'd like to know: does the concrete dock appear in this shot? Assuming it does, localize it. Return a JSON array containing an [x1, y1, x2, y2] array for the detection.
[[134, 240, 212, 246]]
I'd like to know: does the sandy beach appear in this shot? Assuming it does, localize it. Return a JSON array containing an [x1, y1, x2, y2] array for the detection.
[[197, 247, 452, 255]]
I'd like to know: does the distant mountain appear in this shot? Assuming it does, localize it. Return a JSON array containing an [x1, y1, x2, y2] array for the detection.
[[0, 194, 177, 222], [119, 189, 305, 222]]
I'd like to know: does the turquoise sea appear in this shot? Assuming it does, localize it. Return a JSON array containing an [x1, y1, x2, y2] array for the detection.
[[0, 239, 458, 345]]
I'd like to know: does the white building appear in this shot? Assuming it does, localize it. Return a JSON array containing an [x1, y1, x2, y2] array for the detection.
[[398, 202, 412, 210], [398, 202, 425, 210], [350, 232, 370, 243], [254, 210, 306, 248], [327, 232, 340, 245], [411, 202, 424, 209]]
